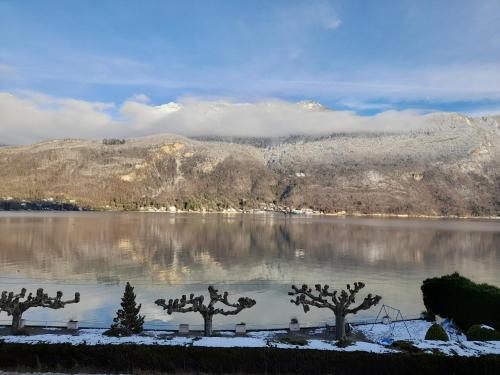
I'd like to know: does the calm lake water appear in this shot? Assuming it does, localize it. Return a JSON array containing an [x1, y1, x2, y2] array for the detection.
[[0, 212, 498, 330]]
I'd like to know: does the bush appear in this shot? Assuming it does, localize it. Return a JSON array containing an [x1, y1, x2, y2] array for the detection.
[[102, 138, 125, 145], [421, 273, 500, 332], [11, 328, 30, 336], [466, 325, 500, 341], [391, 340, 423, 354], [103, 326, 132, 337], [335, 338, 354, 348], [421, 310, 436, 322], [277, 337, 308, 346], [425, 324, 449, 341]]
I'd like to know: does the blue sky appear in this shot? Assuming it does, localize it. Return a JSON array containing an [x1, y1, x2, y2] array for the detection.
[[0, 0, 500, 117]]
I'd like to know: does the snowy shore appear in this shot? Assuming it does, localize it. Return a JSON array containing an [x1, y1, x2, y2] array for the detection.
[[1, 320, 499, 357]]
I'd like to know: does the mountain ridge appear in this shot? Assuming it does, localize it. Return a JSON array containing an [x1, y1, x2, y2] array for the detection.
[[0, 114, 499, 216]]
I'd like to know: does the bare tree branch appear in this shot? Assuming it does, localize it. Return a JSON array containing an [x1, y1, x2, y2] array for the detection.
[[289, 282, 381, 340], [155, 285, 256, 336], [0, 288, 80, 332]]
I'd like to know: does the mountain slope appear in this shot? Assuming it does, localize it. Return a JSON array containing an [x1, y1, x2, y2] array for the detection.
[[0, 114, 499, 216]]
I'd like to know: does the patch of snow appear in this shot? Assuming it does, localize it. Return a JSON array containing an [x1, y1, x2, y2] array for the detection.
[[356, 320, 467, 343], [269, 339, 396, 354], [480, 325, 495, 331], [341, 341, 397, 354], [312, 327, 326, 335], [247, 330, 286, 339], [218, 331, 236, 336], [194, 337, 266, 348], [355, 320, 500, 357], [355, 320, 432, 342], [412, 340, 500, 357], [0, 324, 498, 357], [0, 329, 190, 347]]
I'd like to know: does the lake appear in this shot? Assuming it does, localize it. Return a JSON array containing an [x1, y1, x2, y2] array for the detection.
[[0, 212, 498, 330]]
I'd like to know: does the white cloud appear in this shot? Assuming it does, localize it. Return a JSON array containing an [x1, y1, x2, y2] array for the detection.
[[0, 63, 18, 77], [323, 17, 342, 30], [0, 91, 448, 145], [317, 2, 342, 30], [249, 63, 500, 104], [130, 93, 150, 103], [465, 106, 500, 117], [276, 1, 342, 36], [0, 92, 117, 144]]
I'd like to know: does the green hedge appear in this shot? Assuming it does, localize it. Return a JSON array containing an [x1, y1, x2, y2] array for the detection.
[[421, 273, 500, 332], [425, 324, 449, 341], [466, 325, 500, 341], [0, 343, 499, 375]]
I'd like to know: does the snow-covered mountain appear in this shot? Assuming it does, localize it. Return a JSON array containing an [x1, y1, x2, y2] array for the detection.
[[0, 114, 499, 216]]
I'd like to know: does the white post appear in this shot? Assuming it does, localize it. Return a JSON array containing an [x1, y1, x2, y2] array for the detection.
[[178, 323, 189, 334], [67, 320, 79, 330], [289, 321, 300, 332], [235, 323, 246, 335]]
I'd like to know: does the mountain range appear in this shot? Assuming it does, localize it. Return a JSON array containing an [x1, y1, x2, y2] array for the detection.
[[0, 112, 499, 217]]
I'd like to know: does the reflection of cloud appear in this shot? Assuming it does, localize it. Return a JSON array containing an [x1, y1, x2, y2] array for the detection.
[[0, 213, 498, 285], [0, 213, 499, 327]]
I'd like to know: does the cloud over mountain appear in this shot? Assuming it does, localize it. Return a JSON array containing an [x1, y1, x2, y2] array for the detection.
[[0, 91, 438, 145]]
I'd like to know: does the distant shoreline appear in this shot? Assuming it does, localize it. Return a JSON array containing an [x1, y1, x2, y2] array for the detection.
[[0, 199, 85, 212], [1, 199, 498, 220]]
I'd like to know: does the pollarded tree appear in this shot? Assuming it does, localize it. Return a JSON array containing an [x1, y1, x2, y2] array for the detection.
[[0, 288, 80, 333], [155, 285, 256, 336], [289, 282, 381, 340]]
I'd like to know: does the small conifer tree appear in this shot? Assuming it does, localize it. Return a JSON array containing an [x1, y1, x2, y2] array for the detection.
[[105, 282, 144, 336]]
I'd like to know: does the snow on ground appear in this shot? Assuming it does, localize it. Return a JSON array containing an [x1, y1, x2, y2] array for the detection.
[[481, 325, 495, 331], [412, 340, 500, 357], [355, 319, 434, 342], [270, 339, 396, 353], [0, 329, 191, 346], [193, 337, 266, 348], [0, 322, 498, 357], [247, 330, 287, 339], [354, 319, 466, 342], [354, 320, 498, 357]]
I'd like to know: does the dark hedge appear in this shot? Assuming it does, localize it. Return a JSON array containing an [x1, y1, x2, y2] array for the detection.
[[421, 273, 500, 332], [0, 342, 499, 374]]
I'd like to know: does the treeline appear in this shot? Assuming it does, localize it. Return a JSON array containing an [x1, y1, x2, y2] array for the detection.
[[0, 200, 83, 211], [102, 138, 126, 145]]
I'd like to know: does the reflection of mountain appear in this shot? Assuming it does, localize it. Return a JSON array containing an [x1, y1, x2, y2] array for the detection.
[[0, 213, 498, 286], [0, 212, 499, 327]]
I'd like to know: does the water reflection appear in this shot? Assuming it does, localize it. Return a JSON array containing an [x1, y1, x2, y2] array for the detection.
[[0, 212, 498, 329]]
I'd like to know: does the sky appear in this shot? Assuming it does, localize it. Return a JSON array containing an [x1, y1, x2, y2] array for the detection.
[[1, 0, 500, 143]]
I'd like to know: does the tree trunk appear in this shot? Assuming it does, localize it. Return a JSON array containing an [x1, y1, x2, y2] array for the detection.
[[335, 313, 346, 340], [11, 311, 23, 333], [204, 315, 213, 336]]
